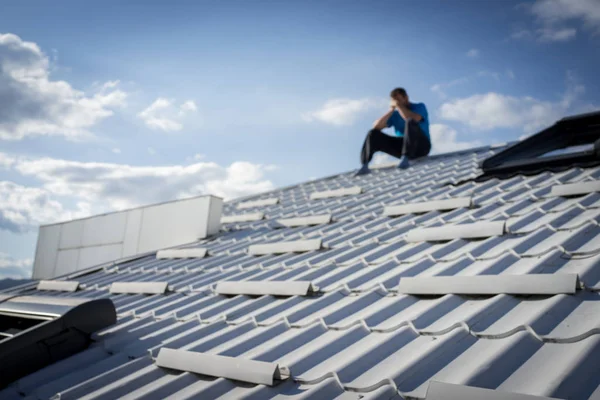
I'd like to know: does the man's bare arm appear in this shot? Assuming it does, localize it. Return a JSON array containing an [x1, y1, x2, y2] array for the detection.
[[396, 104, 423, 122], [373, 108, 395, 130]]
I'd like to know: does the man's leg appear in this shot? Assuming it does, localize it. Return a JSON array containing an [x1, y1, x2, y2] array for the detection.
[[398, 119, 431, 168], [358, 129, 404, 175], [361, 129, 404, 164]]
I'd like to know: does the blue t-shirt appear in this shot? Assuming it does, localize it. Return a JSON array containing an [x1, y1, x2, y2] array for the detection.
[[386, 102, 430, 140]]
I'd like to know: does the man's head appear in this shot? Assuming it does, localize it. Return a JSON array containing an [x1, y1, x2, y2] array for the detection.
[[390, 87, 409, 106]]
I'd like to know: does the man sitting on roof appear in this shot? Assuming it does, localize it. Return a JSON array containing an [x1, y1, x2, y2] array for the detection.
[[356, 87, 431, 175]]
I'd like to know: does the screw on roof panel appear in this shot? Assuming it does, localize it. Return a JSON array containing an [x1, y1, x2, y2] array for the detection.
[[155, 348, 289, 386], [109, 281, 169, 295], [310, 186, 363, 200], [405, 221, 505, 242], [398, 274, 578, 295], [551, 181, 600, 197], [221, 212, 265, 223], [237, 198, 279, 209], [156, 248, 207, 259], [276, 214, 332, 227], [425, 381, 560, 400], [248, 238, 323, 255], [36, 280, 80, 292], [383, 197, 472, 217], [215, 281, 317, 296]]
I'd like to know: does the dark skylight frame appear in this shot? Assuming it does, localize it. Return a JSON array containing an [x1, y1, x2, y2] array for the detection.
[[481, 110, 600, 176]]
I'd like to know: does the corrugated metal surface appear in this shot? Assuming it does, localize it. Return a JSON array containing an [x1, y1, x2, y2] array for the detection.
[[3, 146, 600, 399]]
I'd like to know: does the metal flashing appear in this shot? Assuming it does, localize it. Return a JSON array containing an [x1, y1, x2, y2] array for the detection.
[[383, 197, 472, 216], [36, 280, 80, 292], [109, 281, 168, 295], [310, 186, 363, 200], [221, 212, 265, 223], [398, 274, 578, 295], [551, 181, 600, 197], [426, 381, 559, 400], [155, 348, 289, 386], [156, 248, 207, 259], [405, 221, 505, 242], [215, 281, 317, 296], [276, 214, 332, 227], [237, 198, 279, 209], [248, 238, 323, 255]]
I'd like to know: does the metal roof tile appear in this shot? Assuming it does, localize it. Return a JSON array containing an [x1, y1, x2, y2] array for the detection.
[[383, 197, 472, 217], [397, 274, 578, 295], [156, 248, 207, 259], [248, 238, 323, 255], [310, 186, 363, 200], [109, 281, 169, 295], [237, 197, 279, 209], [10, 147, 600, 400], [405, 221, 506, 242]]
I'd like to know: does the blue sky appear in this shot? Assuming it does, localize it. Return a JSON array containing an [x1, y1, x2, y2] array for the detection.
[[0, 0, 599, 278]]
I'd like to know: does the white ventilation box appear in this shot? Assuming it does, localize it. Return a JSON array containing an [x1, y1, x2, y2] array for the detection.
[[33, 195, 223, 279]]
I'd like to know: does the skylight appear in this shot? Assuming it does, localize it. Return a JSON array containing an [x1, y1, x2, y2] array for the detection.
[[481, 110, 600, 177], [0, 296, 116, 387]]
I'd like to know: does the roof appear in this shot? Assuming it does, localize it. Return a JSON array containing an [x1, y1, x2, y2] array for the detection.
[[3, 144, 600, 399]]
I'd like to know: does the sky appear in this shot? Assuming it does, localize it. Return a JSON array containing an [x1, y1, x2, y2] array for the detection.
[[0, 0, 599, 279]]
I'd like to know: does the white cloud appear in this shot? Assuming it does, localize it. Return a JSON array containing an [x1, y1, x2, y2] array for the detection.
[[466, 48, 480, 58], [0, 33, 127, 141], [531, 0, 600, 32], [0, 153, 276, 232], [179, 100, 197, 114], [0, 180, 89, 233], [537, 27, 577, 41], [0, 253, 32, 279], [429, 124, 482, 154], [514, 0, 600, 42], [303, 98, 386, 126], [439, 73, 587, 134], [371, 153, 396, 166], [138, 98, 198, 132]]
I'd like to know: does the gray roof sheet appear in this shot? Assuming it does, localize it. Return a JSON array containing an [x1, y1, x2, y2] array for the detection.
[[3, 146, 600, 399]]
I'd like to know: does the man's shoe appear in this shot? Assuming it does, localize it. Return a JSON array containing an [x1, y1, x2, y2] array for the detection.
[[397, 156, 410, 169], [355, 164, 371, 176]]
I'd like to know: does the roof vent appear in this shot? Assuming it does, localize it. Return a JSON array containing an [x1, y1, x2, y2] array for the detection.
[[36, 280, 80, 292], [0, 296, 116, 387], [109, 281, 168, 295], [551, 180, 600, 197], [156, 248, 207, 259], [215, 281, 317, 296], [155, 348, 289, 386], [398, 274, 578, 295], [405, 221, 505, 242], [276, 214, 332, 227], [33, 194, 222, 280], [426, 381, 559, 400], [248, 238, 323, 255], [221, 212, 265, 223], [310, 186, 363, 200], [383, 197, 472, 217], [237, 198, 279, 209]]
